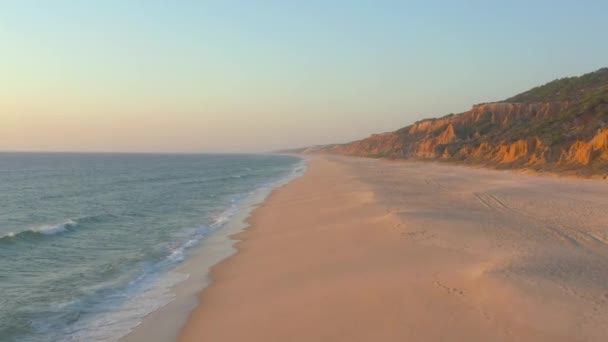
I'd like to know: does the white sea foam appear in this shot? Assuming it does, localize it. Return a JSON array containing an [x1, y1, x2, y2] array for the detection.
[[34, 220, 76, 235], [62, 271, 189, 342], [56, 157, 308, 342], [63, 194, 253, 341], [166, 237, 200, 263], [0, 219, 76, 240], [165, 200, 244, 265]]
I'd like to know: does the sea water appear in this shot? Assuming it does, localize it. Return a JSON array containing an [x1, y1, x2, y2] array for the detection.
[[0, 153, 303, 342]]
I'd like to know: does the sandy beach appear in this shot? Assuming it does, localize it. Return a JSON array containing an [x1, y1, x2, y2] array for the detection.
[[178, 155, 608, 341]]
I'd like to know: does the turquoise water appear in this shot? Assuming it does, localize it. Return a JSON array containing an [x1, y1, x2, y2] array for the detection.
[[0, 153, 303, 342]]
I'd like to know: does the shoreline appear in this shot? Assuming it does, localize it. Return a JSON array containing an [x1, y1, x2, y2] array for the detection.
[[121, 157, 306, 342], [121, 201, 248, 342], [177, 155, 608, 341]]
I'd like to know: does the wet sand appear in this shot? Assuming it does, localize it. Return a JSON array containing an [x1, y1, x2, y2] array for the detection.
[[179, 156, 608, 341]]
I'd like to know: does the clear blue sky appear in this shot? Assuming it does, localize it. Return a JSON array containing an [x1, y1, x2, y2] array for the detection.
[[2, 1, 607, 152]]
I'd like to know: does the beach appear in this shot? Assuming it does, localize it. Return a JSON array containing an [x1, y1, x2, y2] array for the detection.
[[6, 3, 608, 341], [177, 155, 608, 341]]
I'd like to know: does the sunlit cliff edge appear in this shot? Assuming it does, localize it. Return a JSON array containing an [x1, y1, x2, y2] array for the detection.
[[295, 68, 608, 178]]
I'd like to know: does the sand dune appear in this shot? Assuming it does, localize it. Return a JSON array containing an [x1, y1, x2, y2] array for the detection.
[[179, 156, 608, 341]]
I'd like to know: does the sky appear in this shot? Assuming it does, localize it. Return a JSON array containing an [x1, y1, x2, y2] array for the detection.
[[2, 1, 607, 153]]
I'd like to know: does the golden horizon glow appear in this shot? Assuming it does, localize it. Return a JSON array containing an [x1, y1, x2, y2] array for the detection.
[[2, 2, 607, 152]]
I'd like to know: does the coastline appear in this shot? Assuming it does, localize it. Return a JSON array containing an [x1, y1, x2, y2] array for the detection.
[[121, 156, 306, 342], [178, 155, 608, 341], [311, 153, 608, 181]]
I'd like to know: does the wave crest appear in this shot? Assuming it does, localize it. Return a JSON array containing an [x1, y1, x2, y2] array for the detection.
[[35, 220, 76, 235], [0, 219, 77, 242]]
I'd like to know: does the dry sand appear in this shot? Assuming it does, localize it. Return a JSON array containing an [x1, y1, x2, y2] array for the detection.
[[179, 155, 608, 341]]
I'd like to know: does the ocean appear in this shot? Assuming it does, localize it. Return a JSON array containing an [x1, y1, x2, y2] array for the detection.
[[0, 153, 304, 342]]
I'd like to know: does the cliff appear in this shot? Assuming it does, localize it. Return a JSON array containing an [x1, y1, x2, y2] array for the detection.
[[313, 68, 608, 177]]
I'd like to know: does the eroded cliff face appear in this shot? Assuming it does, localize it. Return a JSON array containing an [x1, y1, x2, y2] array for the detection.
[[319, 101, 608, 176], [309, 68, 608, 176]]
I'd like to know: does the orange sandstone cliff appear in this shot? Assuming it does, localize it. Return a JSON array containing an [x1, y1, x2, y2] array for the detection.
[[311, 68, 608, 177]]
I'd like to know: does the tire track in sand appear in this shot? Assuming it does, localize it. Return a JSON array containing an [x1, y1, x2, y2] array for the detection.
[[473, 192, 582, 248]]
